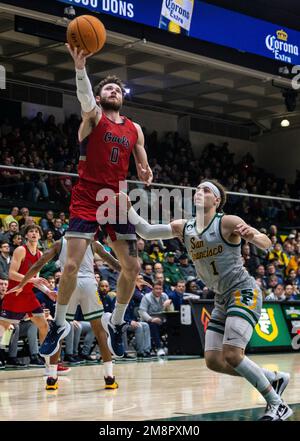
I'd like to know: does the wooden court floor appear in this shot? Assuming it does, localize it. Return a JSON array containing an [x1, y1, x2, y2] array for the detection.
[[0, 353, 299, 421]]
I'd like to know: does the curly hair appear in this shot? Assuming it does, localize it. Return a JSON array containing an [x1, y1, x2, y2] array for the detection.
[[94, 75, 126, 97]]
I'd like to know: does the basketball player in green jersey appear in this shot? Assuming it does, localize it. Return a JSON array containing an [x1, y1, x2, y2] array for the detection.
[[118, 180, 293, 421]]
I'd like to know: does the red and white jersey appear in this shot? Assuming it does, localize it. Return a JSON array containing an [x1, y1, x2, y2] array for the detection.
[[78, 112, 138, 190]]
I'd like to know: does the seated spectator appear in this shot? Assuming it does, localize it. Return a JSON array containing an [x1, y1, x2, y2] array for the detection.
[[58, 211, 69, 231], [255, 264, 268, 290], [42, 229, 55, 251], [122, 275, 152, 359], [163, 251, 184, 286], [18, 207, 30, 229], [265, 283, 286, 301], [0, 241, 11, 278], [40, 210, 54, 232], [285, 284, 300, 301], [139, 282, 172, 355], [168, 280, 186, 311], [142, 263, 154, 285], [52, 218, 64, 240], [10, 233, 23, 254], [153, 262, 164, 274], [2, 207, 19, 231], [286, 269, 300, 288], [186, 278, 203, 296], [98, 262, 119, 291], [242, 243, 260, 276], [267, 243, 289, 271], [2, 221, 19, 245], [137, 237, 151, 264], [6, 318, 44, 367], [154, 272, 173, 296], [178, 253, 197, 280], [266, 263, 283, 284], [59, 163, 73, 199], [148, 242, 164, 263], [98, 280, 115, 313]]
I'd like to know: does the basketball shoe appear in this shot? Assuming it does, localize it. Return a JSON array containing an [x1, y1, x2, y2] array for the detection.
[[104, 376, 119, 390], [45, 376, 58, 391], [101, 312, 126, 357], [39, 320, 71, 357]]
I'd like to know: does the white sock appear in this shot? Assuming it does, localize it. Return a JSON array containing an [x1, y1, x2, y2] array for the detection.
[[44, 356, 50, 368], [104, 361, 113, 378], [47, 364, 58, 379], [234, 357, 281, 405], [111, 302, 128, 325], [262, 368, 277, 383], [54, 304, 68, 327]]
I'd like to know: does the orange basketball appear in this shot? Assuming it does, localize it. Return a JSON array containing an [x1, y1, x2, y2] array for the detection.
[[67, 15, 106, 55]]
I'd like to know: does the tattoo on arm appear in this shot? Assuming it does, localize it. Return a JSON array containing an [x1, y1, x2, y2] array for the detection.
[[127, 240, 137, 257]]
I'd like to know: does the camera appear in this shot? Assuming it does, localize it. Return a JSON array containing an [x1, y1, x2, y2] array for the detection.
[[64, 6, 76, 19]]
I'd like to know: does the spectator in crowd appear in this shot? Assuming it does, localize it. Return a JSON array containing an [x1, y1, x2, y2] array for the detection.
[[154, 272, 172, 296], [265, 283, 286, 301], [168, 280, 186, 311], [40, 210, 54, 232], [98, 280, 115, 313], [2, 221, 19, 245], [98, 262, 119, 292], [136, 237, 150, 264], [268, 242, 289, 271], [52, 218, 64, 240], [185, 278, 202, 296], [284, 284, 300, 301], [142, 263, 154, 285], [242, 243, 260, 276], [139, 282, 172, 356], [0, 241, 11, 277], [163, 251, 184, 286], [122, 275, 152, 359], [2, 207, 19, 231], [10, 233, 23, 254], [177, 253, 197, 280], [58, 212, 69, 231], [266, 263, 284, 284], [59, 163, 73, 200], [42, 229, 55, 251], [18, 207, 30, 229], [148, 242, 165, 263], [0, 276, 8, 368], [153, 262, 164, 274], [6, 318, 45, 367]]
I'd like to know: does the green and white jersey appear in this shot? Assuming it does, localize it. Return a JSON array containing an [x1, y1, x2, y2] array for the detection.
[[59, 237, 94, 278], [183, 213, 253, 296]]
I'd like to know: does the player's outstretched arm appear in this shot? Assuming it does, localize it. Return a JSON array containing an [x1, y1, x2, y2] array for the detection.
[[223, 215, 272, 250], [116, 192, 185, 240], [132, 123, 153, 186], [92, 241, 121, 272], [66, 44, 100, 123], [7, 242, 60, 294]]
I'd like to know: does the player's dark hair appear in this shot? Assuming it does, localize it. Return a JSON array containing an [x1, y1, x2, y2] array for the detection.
[[24, 224, 42, 237], [200, 179, 227, 212]]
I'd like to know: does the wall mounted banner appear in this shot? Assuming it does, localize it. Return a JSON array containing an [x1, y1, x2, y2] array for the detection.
[[58, 0, 300, 65]]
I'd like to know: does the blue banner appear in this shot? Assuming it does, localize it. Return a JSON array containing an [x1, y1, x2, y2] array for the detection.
[[58, 0, 300, 65]]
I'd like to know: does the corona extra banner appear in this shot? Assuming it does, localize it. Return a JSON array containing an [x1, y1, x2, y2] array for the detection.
[[57, 0, 300, 65]]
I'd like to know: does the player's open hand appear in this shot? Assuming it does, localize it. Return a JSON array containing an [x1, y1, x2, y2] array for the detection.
[[6, 285, 23, 296], [66, 43, 93, 69], [137, 163, 153, 186], [234, 223, 255, 241]]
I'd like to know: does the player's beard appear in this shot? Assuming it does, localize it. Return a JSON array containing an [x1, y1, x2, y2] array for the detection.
[[100, 96, 122, 111]]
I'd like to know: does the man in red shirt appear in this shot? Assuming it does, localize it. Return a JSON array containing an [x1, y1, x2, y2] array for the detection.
[[0, 225, 58, 386], [38, 45, 153, 358]]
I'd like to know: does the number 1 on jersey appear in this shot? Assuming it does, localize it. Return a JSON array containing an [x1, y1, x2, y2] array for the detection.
[[210, 260, 219, 276]]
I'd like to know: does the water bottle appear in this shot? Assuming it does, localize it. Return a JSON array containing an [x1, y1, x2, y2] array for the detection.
[[158, 0, 194, 36]]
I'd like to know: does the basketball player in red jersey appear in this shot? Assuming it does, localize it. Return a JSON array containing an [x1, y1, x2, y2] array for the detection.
[[38, 44, 153, 358], [0, 225, 58, 382]]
